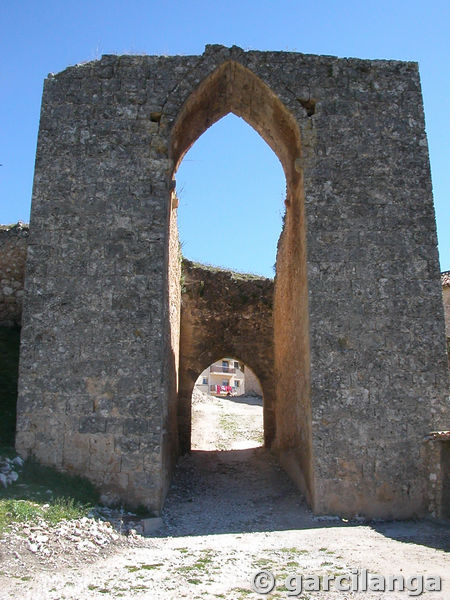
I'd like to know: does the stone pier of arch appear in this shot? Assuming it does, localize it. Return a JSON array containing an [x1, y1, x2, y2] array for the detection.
[[15, 45, 449, 519]]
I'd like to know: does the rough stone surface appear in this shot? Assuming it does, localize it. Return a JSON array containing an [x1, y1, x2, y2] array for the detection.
[[0, 223, 29, 326], [14, 45, 449, 518]]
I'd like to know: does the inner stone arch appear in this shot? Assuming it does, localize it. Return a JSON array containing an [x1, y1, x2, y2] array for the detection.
[[169, 60, 313, 506], [177, 258, 275, 455]]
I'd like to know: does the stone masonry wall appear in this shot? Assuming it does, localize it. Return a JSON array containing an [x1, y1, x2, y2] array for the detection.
[[15, 55, 177, 512], [16, 46, 449, 517], [0, 223, 29, 326]]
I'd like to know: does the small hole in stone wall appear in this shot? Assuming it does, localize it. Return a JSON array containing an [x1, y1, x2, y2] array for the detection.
[[150, 111, 162, 122], [297, 98, 317, 117]]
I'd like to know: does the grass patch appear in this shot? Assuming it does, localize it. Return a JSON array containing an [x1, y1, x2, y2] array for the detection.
[[125, 565, 140, 573], [253, 558, 272, 567], [0, 496, 93, 533], [0, 453, 99, 532], [126, 563, 163, 572], [0, 457, 99, 504], [280, 547, 309, 555]]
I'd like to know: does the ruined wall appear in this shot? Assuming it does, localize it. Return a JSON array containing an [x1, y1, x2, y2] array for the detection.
[[179, 259, 274, 451], [425, 432, 450, 519], [16, 46, 449, 517], [0, 224, 28, 327]]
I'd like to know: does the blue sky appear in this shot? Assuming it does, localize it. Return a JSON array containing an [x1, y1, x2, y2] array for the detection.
[[0, 0, 448, 277]]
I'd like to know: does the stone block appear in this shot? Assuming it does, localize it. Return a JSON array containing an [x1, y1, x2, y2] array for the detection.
[[89, 434, 120, 473]]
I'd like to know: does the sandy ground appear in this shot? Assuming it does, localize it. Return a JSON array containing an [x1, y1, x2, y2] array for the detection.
[[191, 388, 264, 450], [1, 390, 448, 599]]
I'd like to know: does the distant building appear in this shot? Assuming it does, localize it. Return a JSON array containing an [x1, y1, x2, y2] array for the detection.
[[195, 358, 263, 396]]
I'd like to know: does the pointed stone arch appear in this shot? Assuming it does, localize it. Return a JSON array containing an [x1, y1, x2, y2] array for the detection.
[[170, 60, 303, 204]]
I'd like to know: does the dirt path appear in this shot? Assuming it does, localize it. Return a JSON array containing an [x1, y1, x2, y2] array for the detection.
[[191, 389, 264, 450], [1, 392, 449, 599]]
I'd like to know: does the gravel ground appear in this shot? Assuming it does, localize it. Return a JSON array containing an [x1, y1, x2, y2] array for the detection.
[[0, 391, 448, 599]]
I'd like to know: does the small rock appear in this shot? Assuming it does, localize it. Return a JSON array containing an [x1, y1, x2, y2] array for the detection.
[[77, 540, 96, 551], [35, 534, 49, 544]]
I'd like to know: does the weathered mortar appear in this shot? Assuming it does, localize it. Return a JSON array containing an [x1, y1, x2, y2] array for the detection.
[[179, 259, 274, 452], [0, 223, 29, 327], [15, 45, 449, 517]]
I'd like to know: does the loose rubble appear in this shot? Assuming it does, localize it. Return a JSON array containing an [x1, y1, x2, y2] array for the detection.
[[0, 510, 152, 577], [0, 453, 154, 576]]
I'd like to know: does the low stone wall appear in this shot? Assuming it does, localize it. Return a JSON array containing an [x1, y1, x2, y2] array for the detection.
[[0, 223, 29, 327]]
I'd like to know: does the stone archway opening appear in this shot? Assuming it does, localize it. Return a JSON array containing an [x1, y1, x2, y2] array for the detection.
[[191, 357, 264, 452], [169, 60, 313, 506], [175, 112, 285, 278]]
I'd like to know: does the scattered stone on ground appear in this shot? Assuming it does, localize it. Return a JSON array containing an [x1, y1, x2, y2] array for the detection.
[[0, 511, 151, 578]]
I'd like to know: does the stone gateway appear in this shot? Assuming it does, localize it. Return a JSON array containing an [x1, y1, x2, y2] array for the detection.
[[16, 45, 449, 518]]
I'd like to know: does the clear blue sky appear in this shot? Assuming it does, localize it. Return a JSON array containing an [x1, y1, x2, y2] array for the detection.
[[1, 0, 448, 277]]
